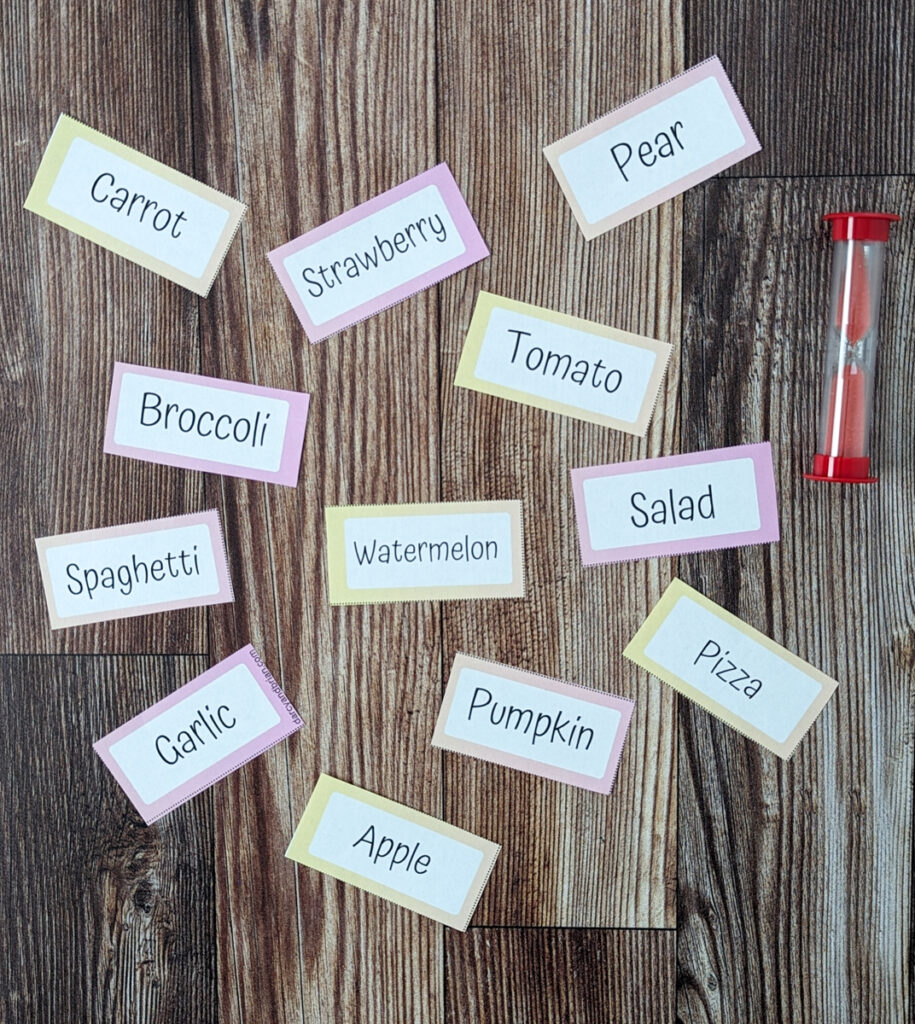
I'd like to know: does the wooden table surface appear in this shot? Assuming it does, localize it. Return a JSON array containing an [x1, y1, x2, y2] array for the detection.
[[2, 2, 913, 1021]]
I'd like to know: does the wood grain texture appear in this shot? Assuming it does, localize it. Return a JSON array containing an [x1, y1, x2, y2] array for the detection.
[[445, 928, 675, 1024], [191, 1, 445, 1020], [0, 655, 214, 1024], [686, 0, 915, 177], [676, 178, 915, 1023], [436, 0, 681, 927], [1, 0, 207, 654], [4, 0, 915, 1021]]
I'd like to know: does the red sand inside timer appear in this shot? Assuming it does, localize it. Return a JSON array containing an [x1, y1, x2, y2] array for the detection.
[[805, 211, 900, 484]]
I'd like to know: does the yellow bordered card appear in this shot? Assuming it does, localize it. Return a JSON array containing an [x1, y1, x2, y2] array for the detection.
[[286, 775, 500, 930], [324, 500, 525, 605], [25, 114, 245, 295], [455, 291, 671, 435], [624, 579, 837, 759]]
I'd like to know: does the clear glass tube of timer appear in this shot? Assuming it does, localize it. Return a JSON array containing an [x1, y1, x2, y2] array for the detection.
[[805, 211, 900, 484]]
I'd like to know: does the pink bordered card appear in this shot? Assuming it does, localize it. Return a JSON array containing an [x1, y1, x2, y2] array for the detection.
[[268, 163, 489, 342], [104, 362, 309, 486], [571, 442, 779, 566], [94, 645, 302, 823]]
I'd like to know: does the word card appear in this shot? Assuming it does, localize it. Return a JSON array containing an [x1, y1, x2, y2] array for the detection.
[[571, 442, 779, 565], [104, 362, 310, 486], [35, 509, 233, 628], [624, 580, 837, 759], [544, 57, 760, 238], [454, 291, 671, 434], [268, 164, 489, 342], [95, 645, 301, 824], [325, 500, 525, 605], [286, 775, 499, 930], [433, 653, 634, 793], [25, 114, 245, 295]]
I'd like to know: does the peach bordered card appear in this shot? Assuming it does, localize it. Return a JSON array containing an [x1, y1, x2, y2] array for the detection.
[[432, 653, 634, 794], [544, 57, 759, 238], [35, 509, 233, 629]]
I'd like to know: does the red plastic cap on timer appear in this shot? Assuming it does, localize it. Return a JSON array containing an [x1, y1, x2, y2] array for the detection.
[[805, 211, 900, 484], [823, 212, 900, 243]]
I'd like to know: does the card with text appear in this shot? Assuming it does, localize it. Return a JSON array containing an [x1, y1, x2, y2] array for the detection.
[[25, 114, 245, 295], [268, 164, 489, 342], [95, 645, 302, 824], [325, 500, 524, 605], [544, 57, 760, 238], [104, 362, 310, 486], [572, 442, 779, 565], [624, 580, 837, 759], [35, 509, 233, 628], [286, 775, 499, 930], [433, 653, 633, 793], [455, 291, 671, 434]]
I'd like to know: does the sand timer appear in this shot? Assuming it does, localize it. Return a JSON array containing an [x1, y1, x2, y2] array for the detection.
[[805, 212, 900, 483]]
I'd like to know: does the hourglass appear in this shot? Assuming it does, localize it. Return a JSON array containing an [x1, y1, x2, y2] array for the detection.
[[805, 211, 900, 483]]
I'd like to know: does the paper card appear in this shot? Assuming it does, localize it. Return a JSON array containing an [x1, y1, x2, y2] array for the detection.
[[432, 653, 634, 793], [24, 114, 245, 295], [571, 442, 779, 565], [267, 163, 489, 343], [94, 645, 302, 824], [454, 291, 671, 434], [35, 509, 233, 629], [324, 500, 525, 605], [103, 362, 310, 486], [624, 580, 837, 759], [544, 57, 760, 238], [286, 774, 499, 930]]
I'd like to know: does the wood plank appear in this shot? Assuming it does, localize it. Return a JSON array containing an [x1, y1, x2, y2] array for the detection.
[[1, 0, 206, 654], [687, 0, 915, 176], [446, 927, 675, 1024], [190, 1, 445, 1019], [436, 0, 682, 927], [0, 654, 214, 1023], [676, 177, 913, 1022], [7, 3, 914, 1023]]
